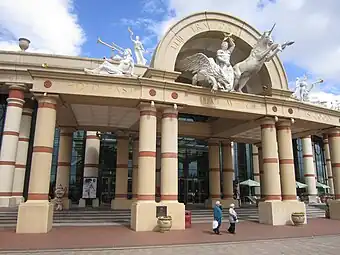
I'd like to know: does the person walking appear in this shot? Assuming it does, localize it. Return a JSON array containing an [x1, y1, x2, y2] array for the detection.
[[228, 203, 238, 234], [213, 201, 223, 235]]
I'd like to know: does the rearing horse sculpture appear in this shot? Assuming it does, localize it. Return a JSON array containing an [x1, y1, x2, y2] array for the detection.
[[233, 24, 294, 92]]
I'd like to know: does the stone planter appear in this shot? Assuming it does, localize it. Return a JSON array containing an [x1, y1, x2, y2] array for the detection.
[[157, 216, 172, 233], [18, 38, 30, 51], [291, 212, 305, 226]]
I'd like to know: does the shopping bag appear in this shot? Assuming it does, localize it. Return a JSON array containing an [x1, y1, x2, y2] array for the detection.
[[212, 220, 218, 229]]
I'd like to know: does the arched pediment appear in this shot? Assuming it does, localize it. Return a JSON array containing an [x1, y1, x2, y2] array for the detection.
[[151, 12, 288, 93]]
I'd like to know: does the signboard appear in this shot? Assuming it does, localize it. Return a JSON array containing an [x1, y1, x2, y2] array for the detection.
[[82, 177, 97, 199], [156, 206, 167, 218]]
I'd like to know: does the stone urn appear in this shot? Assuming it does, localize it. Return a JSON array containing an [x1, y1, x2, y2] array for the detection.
[[157, 216, 172, 233], [291, 212, 305, 226], [18, 38, 30, 51]]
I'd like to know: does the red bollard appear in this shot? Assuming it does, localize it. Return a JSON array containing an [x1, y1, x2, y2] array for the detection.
[[185, 210, 192, 228]]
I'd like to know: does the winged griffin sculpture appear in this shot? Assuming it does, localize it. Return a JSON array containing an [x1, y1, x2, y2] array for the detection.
[[179, 33, 235, 92], [179, 24, 294, 93]]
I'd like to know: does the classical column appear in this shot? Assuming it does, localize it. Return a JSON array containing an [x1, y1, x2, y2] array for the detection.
[[159, 107, 184, 230], [16, 96, 57, 233], [132, 138, 139, 201], [260, 118, 281, 202], [206, 139, 221, 208], [55, 127, 74, 210], [276, 121, 297, 201], [111, 135, 130, 209], [221, 141, 237, 208], [323, 134, 334, 195], [78, 131, 100, 208], [12, 102, 34, 205], [131, 104, 157, 231], [327, 128, 340, 219], [301, 136, 318, 203], [155, 142, 161, 202], [252, 144, 261, 198], [0, 84, 26, 207]]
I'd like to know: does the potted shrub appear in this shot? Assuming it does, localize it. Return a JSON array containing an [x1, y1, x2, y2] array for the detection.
[[291, 212, 305, 226], [157, 215, 172, 233]]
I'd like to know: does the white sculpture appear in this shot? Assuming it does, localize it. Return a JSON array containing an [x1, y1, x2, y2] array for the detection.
[[291, 75, 324, 101], [233, 24, 294, 92], [55, 184, 67, 211], [178, 34, 235, 92], [84, 48, 135, 76], [128, 27, 147, 65]]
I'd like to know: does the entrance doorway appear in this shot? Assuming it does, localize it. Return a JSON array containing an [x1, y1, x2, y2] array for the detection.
[[100, 176, 115, 204], [179, 178, 208, 204]]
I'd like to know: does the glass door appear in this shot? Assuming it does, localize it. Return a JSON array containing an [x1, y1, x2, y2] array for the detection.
[[100, 177, 114, 204]]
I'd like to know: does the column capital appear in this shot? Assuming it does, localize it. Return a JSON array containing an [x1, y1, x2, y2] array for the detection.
[[6, 82, 29, 91], [207, 138, 220, 146], [161, 106, 178, 118], [59, 127, 76, 137], [221, 140, 232, 147], [254, 142, 262, 148], [276, 119, 292, 128], [327, 127, 340, 137], [116, 130, 130, 140], [260, 117, 276, 128]]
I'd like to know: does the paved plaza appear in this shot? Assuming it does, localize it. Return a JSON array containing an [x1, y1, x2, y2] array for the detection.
[[1, 219, 340, 253], [1, 235, 340, 255]]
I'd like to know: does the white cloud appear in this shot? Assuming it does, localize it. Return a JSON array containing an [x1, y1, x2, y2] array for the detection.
[[0, 0, 85, 55], [147, 0, 340, 93]]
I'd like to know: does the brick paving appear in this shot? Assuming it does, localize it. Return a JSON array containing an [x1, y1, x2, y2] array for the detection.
[[2, 235, 340, 254], [0, 218, 340, 252]]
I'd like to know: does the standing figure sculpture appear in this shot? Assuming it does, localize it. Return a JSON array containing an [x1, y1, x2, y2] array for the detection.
[[55, 184, 67, 211], [233, 24, 294, 92], [178, 33, 235, 92], [216, 33, 236, 86], [128, 27, 147, 65], [291, 75, 324, 102], [84, 47, 135, 76]]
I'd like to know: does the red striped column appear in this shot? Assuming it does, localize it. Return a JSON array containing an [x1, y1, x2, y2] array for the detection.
[[26, 97, 57, 201], [160, 108, 178, 202], [301, 136, 317, 200], [328, 129, 340, 200], [132, 138, 139, 201], [0, 85, 26, 207], [260, 118, 281, 201], [79, 131, 100, 207], [222, 142, 234, 200], [276, 121, 297, 201], [323, 134, 334, 195], [111, 136, 130, 209], [12, 104, 34, 205], [252, 144, 261, 197], [208, 140, 221, 204], [136, 105, 156, 201], [55, 127, 74, 209]]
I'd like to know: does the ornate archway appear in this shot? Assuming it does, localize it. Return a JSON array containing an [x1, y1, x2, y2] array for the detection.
[[151, 12, 288, 92]]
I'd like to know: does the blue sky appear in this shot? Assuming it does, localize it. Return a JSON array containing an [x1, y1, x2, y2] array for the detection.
[[1, 0, 340, 99]]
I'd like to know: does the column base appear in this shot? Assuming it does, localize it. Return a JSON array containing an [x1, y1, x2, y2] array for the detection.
[[130, 201, 158, 231], [308, 195, 319, 204], [11, 196, 24, 206], [329, 200, 340, 220], [159, 201, 185, 230], [16, 201, 54, 233], [204, 197, 221, 209], [0, 196, 17, 207], [221, 198, 239, 209], [78, 198, 99, 208], [111, 199, 132, 210], [258, 200, 306, 226]]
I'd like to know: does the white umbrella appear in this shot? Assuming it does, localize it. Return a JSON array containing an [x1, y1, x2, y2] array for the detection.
[[239, 179, 260, 187], [239, 179, 260, 197], [316, 182, 330, 189], [296, 181, 308, 189]]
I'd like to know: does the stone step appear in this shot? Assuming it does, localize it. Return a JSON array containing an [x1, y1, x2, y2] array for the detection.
[[0, 206, 325, 228]]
